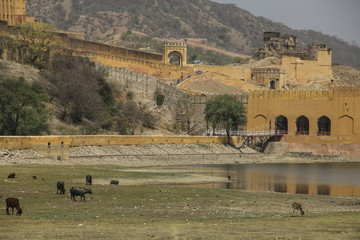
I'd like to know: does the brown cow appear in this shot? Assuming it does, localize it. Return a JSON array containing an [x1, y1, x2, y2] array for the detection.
[[292, 202, 305, 215], [6, 197, 22, 215]]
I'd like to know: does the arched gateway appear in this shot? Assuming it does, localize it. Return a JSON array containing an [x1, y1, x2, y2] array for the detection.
[[163, 42, 187, 66]]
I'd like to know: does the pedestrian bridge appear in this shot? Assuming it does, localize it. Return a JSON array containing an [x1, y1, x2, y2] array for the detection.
[[202, 122, 286, 137]]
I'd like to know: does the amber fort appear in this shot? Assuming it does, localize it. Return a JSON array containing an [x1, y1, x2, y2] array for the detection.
[[1, 0, 360, 157]]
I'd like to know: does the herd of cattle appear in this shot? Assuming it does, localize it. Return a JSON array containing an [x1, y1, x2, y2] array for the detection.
[[4, 172, 306, 217], [4, 173, 121, 216]]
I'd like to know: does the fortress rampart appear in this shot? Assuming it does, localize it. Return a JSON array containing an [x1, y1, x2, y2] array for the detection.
[[55, 34, 195, 78]]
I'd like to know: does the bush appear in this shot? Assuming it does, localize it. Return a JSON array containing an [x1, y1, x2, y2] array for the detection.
[[156, 93, 165, 106]]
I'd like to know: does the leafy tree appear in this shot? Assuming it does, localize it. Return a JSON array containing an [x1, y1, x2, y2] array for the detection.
[[0, 77, 50, 135], [4, 22, 58, 68], [204, 94, 246, 143]]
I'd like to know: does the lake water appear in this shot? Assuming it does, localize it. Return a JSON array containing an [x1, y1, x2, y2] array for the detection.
[[176, 163, 360, 197]]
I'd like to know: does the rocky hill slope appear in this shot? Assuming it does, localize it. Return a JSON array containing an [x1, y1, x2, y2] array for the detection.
[[26, 0, 360, 69]]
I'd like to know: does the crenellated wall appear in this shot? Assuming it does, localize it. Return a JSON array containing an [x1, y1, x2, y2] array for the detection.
[[247, 85, 360, 140]]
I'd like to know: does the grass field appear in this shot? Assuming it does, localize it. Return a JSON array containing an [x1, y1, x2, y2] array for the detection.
[[1, 164, 360, 239]]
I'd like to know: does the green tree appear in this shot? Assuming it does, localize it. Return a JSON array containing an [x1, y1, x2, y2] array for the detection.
[[0, 77, 50, 135], [204, 94, 246, 143], [4, 22, 58, 68]]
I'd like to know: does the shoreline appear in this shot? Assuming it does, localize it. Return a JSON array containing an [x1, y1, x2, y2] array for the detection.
[[2, 143, 360, 166]]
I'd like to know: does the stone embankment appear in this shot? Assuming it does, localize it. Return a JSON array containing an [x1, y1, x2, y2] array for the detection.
[[0, 143, 261, 166], [2, 142, 358, 166]]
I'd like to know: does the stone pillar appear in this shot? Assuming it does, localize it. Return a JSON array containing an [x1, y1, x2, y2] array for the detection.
[[287, 117, 296, 136], [309, 117, 317, 136]]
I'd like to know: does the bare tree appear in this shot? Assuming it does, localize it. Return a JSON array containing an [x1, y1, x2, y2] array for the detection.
[[43, 52, 109, 124]]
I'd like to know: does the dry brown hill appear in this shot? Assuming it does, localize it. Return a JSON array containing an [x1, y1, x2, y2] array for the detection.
[[26, 0, 360, 69]]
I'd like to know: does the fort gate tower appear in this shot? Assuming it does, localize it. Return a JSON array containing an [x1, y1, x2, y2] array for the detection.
[[163, 42, 187, 66]]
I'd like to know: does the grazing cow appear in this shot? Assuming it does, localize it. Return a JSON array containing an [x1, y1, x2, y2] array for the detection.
[[8, 173, 15, 178], [86, 175, 92, 185], [33, 176, 37, 180], [292, 202, 305, 215], [70, 187, 92, 201], [6, 197, 22, 215], [110, 180, 119, 185], [57, 181, 66, 195]]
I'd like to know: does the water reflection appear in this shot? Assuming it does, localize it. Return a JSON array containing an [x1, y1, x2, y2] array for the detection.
[[184, 163, 360, 196]]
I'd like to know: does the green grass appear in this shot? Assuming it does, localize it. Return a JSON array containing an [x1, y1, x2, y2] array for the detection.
[[0, 165, 360, 239]]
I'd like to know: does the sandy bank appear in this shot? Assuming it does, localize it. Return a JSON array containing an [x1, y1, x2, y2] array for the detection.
[[1, 143, 360, 166]]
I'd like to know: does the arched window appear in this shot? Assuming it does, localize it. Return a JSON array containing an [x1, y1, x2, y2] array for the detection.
[[275, 115, 288, 134], [296, 115, 309, 135], [317, 116, 331, 135], [270, 80, 276, 90]]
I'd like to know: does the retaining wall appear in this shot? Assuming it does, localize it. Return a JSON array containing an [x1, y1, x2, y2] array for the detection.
[[0, 135, 243, 160]]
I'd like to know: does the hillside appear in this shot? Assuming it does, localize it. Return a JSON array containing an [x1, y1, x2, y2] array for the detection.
[[26, 0, 360, 69]]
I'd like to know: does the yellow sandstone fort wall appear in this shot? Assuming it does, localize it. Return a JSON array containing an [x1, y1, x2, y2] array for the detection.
[[0, 0, 39, 25], [247, 86, 360, 142]]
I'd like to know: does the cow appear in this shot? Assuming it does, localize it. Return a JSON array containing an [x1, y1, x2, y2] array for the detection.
[[57, 181, 66, 195], [292, 202, 305, 215], [110, 180, 119, 185], [86, 175, 92, 185], [8, 173, 15, 178], [33, 176, 37, 180], [70, 187, 92, 201], [6, 197, 22, 215]]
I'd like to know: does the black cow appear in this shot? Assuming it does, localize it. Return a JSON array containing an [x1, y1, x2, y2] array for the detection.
[[8, 173, 15, 178], [86, 175, 92, 185], [110, 180, 119, 185], [70, 187, 92, 201], [57, 181, 66, 195], [6, 197, 22, 215]]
